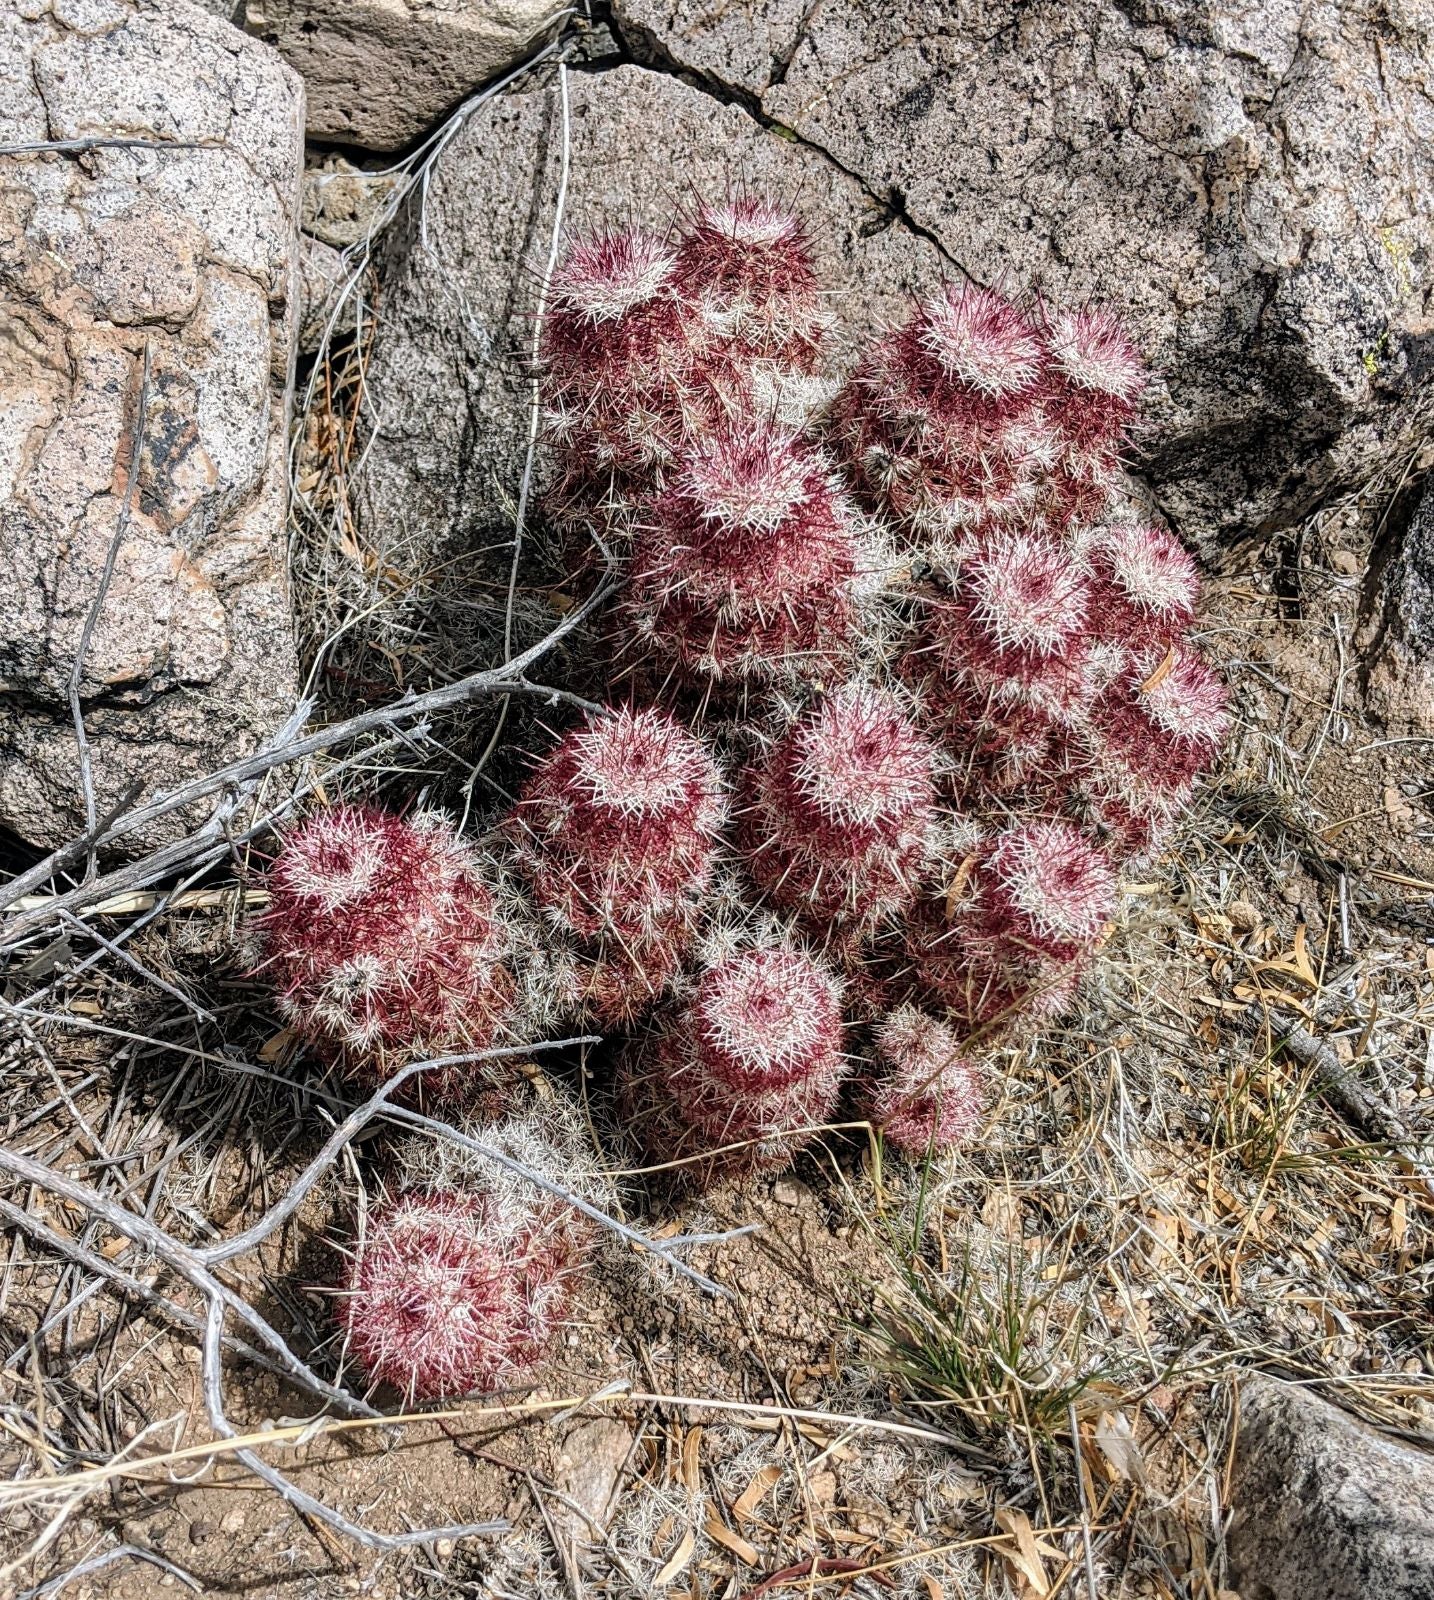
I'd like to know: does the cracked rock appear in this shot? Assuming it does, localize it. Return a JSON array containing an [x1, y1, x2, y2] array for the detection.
[[243, 0, 571, 151], [613, 0, 1434, 550], [1227, 1375, 1434, 1600], [0, 0, 302, 852]]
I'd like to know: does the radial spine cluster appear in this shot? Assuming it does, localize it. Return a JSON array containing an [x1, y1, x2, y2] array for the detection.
[[248, 805, 514, 1101], [338, 1110, 593, 1400], [621, 939, 848, 1174], [505, 705, 726, 1024]]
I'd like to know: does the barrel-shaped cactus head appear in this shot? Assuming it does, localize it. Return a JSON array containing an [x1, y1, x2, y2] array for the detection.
[[340, 1103, 600, 1401], [627, 422, 867, 683], [249, 805, 514, 1101], [783, 684, 936, 834], [675, 196, 827, 361], [541, 228, 694, 480], [900, 820, 1113, 1029], [832, 284, 1059, 550], [1041, 304, 1146, 453], [980, 820, 1117, 962], [1085, 646, 1229, 800], [742, 683, 936, 933], [338, 1191, 524, 1401], [1085, 521, 1201, 650], [621, 939, 849, 1176], [906, 532, 1093, 751], [1079, 644, 1228, 853], [693, 943, 845, 1092], [509, 705, 726, 946], [917, 283, 1045, 403]]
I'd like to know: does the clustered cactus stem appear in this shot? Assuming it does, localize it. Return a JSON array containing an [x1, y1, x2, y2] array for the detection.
[[620, 940, 848, 1175], [504, 705, 726, 1024], [247, 805, 515, 1105], [523, 200, 1225, 1162], [338, 1108, 596, 1400]]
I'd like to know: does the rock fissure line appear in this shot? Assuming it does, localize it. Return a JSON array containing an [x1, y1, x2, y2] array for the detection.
[[587, 7, 970, 278]]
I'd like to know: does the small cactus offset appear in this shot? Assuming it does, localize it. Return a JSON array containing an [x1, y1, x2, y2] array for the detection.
[[338, 1108, 597, 1400], [338, 1190, 526, 1400], [907, 821, 1118, 1031], [866, 1006, 983, 1157], [248, 805, 515, 1104]]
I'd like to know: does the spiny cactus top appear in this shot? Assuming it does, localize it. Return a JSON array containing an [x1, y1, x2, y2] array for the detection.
[[509, 704, 725, 941], [628, 421, 874, 684], [250, 805, 513, 1098], [339, 1107, 597, 1400], [623, 938, 850, 1175]]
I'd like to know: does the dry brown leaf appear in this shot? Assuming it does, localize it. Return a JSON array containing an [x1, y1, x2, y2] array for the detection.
[[1144, 1209, 1179, 1264], [732, 1464, 782, 1524], [1390, 1195, 1408, 1252], [703, 1511, 759, 1566], [654, 1528, 697, 1587], [681, 1426, 702, 1492], [258, 1028, 297, 1064], [1231, 981, 1314, 1017], [1138, 646, 1176, 694], [944, 852, 978, 920], [981, 1187, 1022, 1238], [995, 1507, 1051, 1596], [922, 1577, 945, 1600]]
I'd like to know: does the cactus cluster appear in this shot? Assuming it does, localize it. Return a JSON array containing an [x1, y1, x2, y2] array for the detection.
[[252, 197, 1229, 1396], [514, 199, 1226, 1156]]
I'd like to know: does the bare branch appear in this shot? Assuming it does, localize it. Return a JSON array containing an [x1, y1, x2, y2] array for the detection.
[[1, 579, 614, 942]]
